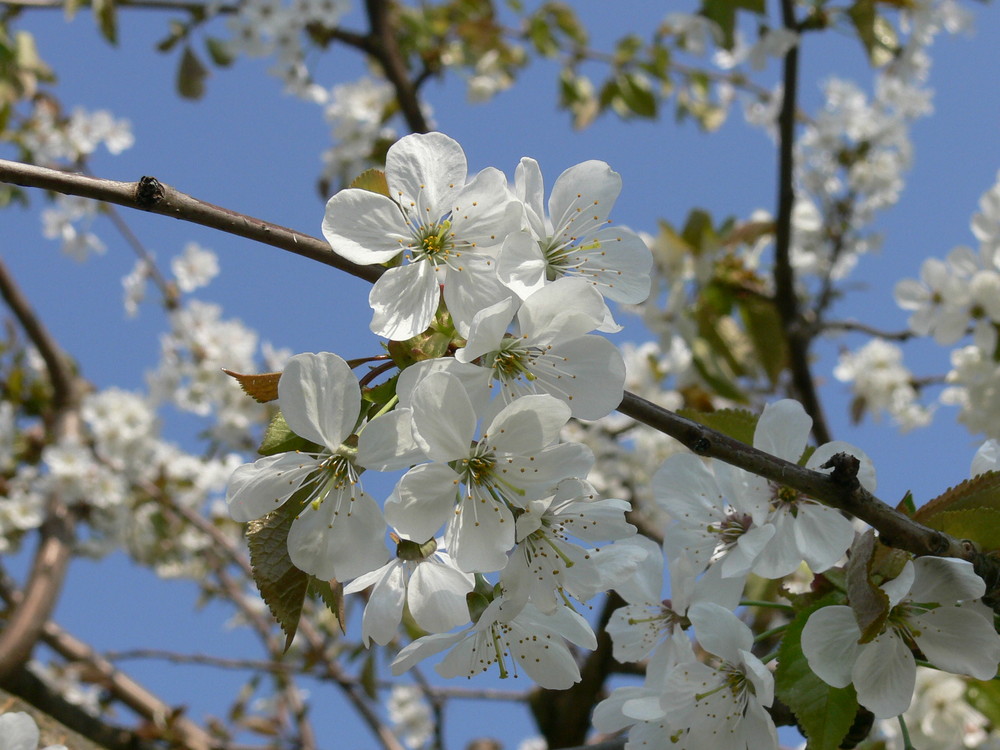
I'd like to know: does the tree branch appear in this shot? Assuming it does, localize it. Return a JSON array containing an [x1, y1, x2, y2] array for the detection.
[[0, 160, 385, 284], [365, 0, 430, 133], [772, 0, 831, 445]]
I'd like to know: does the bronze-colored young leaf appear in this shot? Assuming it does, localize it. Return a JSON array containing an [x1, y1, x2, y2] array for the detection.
[[223, 368, 281, 403], [845, 530, 890, 644], [247, 503, 310, 652], [920, 508, 1000, 552]]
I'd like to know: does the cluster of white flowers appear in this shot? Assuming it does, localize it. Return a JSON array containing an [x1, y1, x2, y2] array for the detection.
[[834, 338, 933, 431], [223, 0, 349, 94], [320, 77, 400, 187], [219, 130, 1000, 748]]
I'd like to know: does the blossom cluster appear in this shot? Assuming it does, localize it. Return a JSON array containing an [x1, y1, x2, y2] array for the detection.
[[218, 131, 1000, 749]]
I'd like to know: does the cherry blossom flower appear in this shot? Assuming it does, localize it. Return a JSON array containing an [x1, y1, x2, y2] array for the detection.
[[385, 372, 592, 573], [496, 157, 652, 306], [391, 596, 597, 689], [323, 132, 521, 340], [226, 352, 387, 581], [455, 277, 627, 419], [0, 712, 67, 750], [802, 556, 1000, 719], [343, 535, 474, 646]]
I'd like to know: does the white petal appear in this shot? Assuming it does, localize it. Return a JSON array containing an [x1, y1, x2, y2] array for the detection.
[[754, 399, 811, 462], [614, 535, 663, 605], [531, 335, 626, 420], [322, 189, 410, 264], [911, 606, 1000, 679], [687, 602, 752, 663], [369, 261, 438, 341], [287, 489, 388, 581], [793, 503, 855, 572], [410, 372, 477, 461], [409, 560, 476, 633], [807, 441, 877, 493], [387, 132, 466, 215], [572, 226, 652, 304], [0, 713, 40, 750], [485, 393, 570, 453], [356, 408, 426, 471], [456, 296, 517, 363], [516, 277, 606, 345], [447, 494, 515, 572], [358, 561, 406, 646], [908, 556, 986, 604], [801, 605, 860, 688], [443, 253, 515, 337], [225, 453, 314, 522], [514, 157, 547, 239], [279, 352, 360, 451], [497, 231, 547, 300], [391, 630, 467, 675], [387, 463, 461, 541], [548, 160, 621, 236], [853, 634, 916, 719]]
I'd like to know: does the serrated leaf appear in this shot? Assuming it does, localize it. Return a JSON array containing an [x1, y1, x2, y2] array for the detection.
[[177, 45, 208, 100], [247, 504, 310, 652], [845, 530, 889, 643], [676, 407, 758, 445], [205, 36, 235, 67], [223, 368, 281, 403], [895, 490, 915, 517], [738, 295, 788, 386], [914, 471, 1000, 552], [775, 595, 858, 750], [92, 0, 117, 44], [921, 508, 1000, 551], [310, 577, 345, 633], [349, 168, 389, 197], [258, 411, 322, 456]]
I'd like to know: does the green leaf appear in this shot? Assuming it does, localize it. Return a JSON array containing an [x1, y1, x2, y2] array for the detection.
[[775, 595, 858, 750], [349, 168, 389, 197], [967, 678, 1000, 727], [738, 295, 788, 386], [92, 0, 118, 45], [699, 0, 765, 50], [309, 578, 345, 633], [690, 336, 748, 403], [205, 36, 235, 67], [845, 530, 889, 643], [676, 407, 758, 446], [258, 411, 323, 457], [922, 508, 1000, 551], [615, 72, 657, 118], [847, 0, 899, 66], [914, 471, 1000, 551], [177, 45, 208, 100], [247, 504, 310, 652]]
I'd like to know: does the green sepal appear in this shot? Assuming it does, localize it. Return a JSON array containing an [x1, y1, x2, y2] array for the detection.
[[775, 593, 859, 750], [258, 410, 323, 457], [247, 502, 310, 652]]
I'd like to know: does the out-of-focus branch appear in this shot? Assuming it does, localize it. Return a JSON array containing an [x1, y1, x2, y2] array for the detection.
[[0, 258, 80, 682], [771, 0, 831, 445], [0, 160, 385, 284], [0, 572, 219, 750], [365, 0, 430, 134]]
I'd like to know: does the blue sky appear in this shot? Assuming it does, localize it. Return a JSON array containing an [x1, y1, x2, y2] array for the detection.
[[3, 2, 1000, 748]]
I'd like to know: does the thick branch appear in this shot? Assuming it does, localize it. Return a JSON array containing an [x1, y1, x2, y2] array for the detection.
[[617, 392, 967, 559], [0, 160, 384, 284], [772, 0, 831, 445], [365, 0, 430, 133]]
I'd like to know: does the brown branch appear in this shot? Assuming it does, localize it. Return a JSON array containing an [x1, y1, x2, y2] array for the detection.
[[0, 160, 385, 285], [0, 572, 220, 750], [0, 259, 81, 683], [616, 392, 968, 560], [772, 0, 831, 445], [365, 0, 430, 133]]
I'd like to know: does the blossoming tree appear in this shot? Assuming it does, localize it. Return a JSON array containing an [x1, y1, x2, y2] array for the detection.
[[1, 2, 1000, 750]]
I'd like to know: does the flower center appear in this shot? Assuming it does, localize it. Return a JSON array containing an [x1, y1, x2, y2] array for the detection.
[[412, 220, 455, 264]]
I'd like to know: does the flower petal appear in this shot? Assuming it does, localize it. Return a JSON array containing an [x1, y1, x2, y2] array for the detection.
[[754, 399, 811, 462], [279, 352, 360, 451], [369, 261, 438, 341]]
